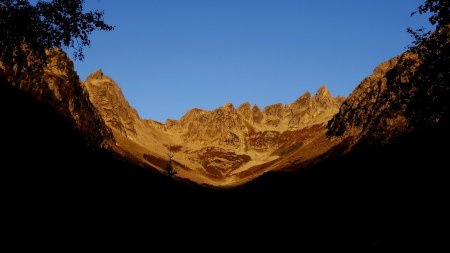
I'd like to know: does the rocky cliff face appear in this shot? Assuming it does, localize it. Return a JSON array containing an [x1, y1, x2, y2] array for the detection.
[[328, 26, 450, 145], [84, 69, 140, 139], [83, 71, 173, 170], [166, 86, 344, 151], [327, 55, 412, 142], [0, 49, 113, 147]]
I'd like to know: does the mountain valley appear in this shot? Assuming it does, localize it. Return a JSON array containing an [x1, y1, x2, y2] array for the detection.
[[84, 70, 345, 186]]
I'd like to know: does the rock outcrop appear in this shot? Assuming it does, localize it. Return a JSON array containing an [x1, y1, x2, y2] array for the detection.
[[84, 69, 140, 139], [327, 56, 408, 141], [328, 25, 449, 145], [0, 49, 113, 147], [166, 85, 344, 151], [82, 70, 173, 168]]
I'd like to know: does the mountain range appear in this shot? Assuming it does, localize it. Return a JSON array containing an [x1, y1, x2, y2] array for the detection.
[[84, 70, 344, 186], [2, 25, 448, 249], [1, 25, 448, 188]]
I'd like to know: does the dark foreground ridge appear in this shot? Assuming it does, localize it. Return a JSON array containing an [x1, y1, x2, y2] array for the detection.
[[2, 72, 448, 250], [2, 0, 448, 250]]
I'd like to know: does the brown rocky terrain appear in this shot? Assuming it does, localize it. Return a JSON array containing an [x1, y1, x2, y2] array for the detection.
[[328, 25, 449, 148], [327, 53, 420, 144], [84, 70, 345, 186]]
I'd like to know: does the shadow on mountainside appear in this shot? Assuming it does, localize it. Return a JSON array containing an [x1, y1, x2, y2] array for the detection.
[[2, 0, 448, 250], [2, 26, 448, 252], [0, 80, 210, 199], [2, 75, 447, 250]]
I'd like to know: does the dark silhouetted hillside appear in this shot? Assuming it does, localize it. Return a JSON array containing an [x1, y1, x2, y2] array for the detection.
[[2, 23, 448, 253], [2, 78, 403, 250]]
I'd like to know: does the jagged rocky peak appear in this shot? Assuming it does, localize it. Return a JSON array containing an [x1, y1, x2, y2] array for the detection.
[[252, 104, 261, 111], [238, 101, 251, 110], [86, 69, 105, 80], [222, 102, 235, 111], [295, 91, 312, 102], [314, 85, 334, 106], [180, 108, 206, 121], [327, 52, 422, 141], [372, 57, 399, 78], [264, 103, 283, 117], [315, 85, 332, 99], [84, 69, 140, 138], [0, 49, 113, 147], [165, 118, 178, 127], [163, 84, 346, 146], [238, 102, 252, 119], [85, 69, 118, 86], [289, 86, 338, 109], [252, 105, 263, 123]]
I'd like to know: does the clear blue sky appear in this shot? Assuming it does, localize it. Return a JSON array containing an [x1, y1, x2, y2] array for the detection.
[[69, 0, 431, 122]]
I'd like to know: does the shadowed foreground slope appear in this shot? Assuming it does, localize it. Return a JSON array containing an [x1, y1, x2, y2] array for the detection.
[[2, 76, 447, 250], [0, 80, 208, 200], [3, 26, 448, 250]]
